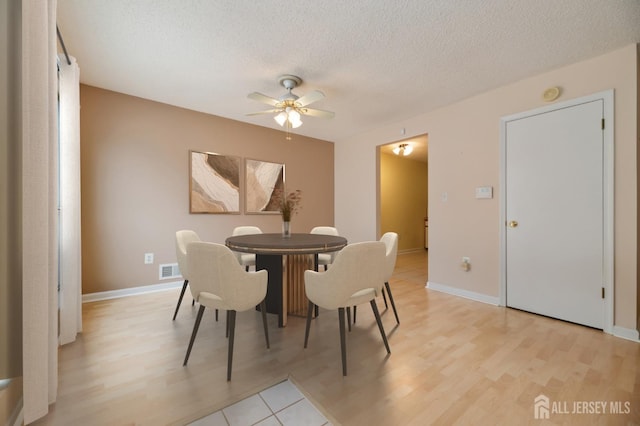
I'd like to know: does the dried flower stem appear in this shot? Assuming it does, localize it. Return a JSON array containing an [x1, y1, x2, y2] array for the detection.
[[277, 189, 302, 221]]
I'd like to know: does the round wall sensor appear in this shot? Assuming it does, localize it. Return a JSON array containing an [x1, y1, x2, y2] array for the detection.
[[542, 86, 561, 102]]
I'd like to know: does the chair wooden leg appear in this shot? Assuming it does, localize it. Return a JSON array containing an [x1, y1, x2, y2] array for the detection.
[[173, 279, 189, 320], [183, 305, 205, 366], [304, 301, 314, 348], [312, 262, 319, 318], [385, 282, 399, 324], [215, 309, 218, 322], [370, 299, 390, 354], [192, 299, 195, 306], [353, 306, 357, 323], [260, 300, 270, 349], [227, 310, 236, 381], [338, 307, 347, 376], [226, 310, 230, 338], [381, 288, 388, 308]]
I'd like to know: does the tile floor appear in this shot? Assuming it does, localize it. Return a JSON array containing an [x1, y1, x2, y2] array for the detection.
[[188, 379, 332, 426]]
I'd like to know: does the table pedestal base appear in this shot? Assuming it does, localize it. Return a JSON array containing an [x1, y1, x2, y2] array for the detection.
[[256, 253, 314, 327]]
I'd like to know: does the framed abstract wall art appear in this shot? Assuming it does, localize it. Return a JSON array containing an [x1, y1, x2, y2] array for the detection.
[[245, 158, 285, 214], [189, 150, 241, 213]]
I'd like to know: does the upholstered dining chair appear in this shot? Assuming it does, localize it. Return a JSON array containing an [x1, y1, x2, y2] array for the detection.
[[353, 232, 400, 325], [173, 230, 200, 321], [380, 232, 400, 324], [303, 241, 390, 376], [182, 242, 269, 381], [309, 226, 341, 318], [310, 226, 340, 270], [231, 226, 263, 271]]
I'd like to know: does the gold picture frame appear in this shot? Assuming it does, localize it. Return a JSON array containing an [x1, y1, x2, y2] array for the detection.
[[189, 150, 241, 214], [245, 158, 285, 214]]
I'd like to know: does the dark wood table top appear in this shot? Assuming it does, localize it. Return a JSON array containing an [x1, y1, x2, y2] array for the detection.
[[225, 233, 347, 255]]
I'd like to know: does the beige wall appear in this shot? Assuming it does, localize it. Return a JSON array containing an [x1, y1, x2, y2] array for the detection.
[[380, 153, 427, 251], [336, 44, 639, 331], [80, 85, 334, 294]]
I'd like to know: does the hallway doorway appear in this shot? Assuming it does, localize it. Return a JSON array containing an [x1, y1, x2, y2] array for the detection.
[[377, 135, 428, 252]]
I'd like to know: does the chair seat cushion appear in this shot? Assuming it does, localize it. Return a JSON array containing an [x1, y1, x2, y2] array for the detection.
[[198, 291, 226, 310], [239, 253, 256, 266], [346, 288, 377, 307], [317, 253, 332, 265]]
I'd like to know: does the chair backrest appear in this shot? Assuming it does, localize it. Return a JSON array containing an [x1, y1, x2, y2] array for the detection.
[[310, 226, 340, 263], [175, 230, 201, 280], [305, 241, 385, 310], [380, 232, 398, 282], [310, 226, 339, 236], [232, 226, 263, 236], [186, 242, 267, 311], [231, 226, 262, 264]]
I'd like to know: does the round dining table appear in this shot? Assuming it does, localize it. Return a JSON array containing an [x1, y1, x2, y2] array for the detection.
[[226, 233, 347, 327]]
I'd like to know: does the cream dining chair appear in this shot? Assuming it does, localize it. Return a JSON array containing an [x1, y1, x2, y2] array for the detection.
[[303, 241, 390, 376], [173, 230, 200, 321], [182, 242, 269, 381], [231, 226, 263, 271], [310, 226, 340, 271], [309, 226, 341, 318], [353, 232, 400, 325], [379, 232, 400, 324]]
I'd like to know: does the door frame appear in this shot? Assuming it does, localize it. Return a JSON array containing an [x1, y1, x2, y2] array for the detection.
[[499, 90, 614, 334]]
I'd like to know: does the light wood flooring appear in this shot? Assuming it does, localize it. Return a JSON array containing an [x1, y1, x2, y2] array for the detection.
[[34, 251, 640, 425]]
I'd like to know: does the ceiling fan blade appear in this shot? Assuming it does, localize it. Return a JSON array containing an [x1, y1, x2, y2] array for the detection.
[[295, 90, 325, 107], [246, 109, 282, 116], [300, 107, 335, 119], [247, 92, 280, 106]]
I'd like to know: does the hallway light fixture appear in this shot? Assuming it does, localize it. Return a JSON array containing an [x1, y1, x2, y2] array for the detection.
[[393, 143, 413, 156]]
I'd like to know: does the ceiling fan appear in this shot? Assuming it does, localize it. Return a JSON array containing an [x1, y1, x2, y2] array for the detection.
[[247, 74, 334, 138]]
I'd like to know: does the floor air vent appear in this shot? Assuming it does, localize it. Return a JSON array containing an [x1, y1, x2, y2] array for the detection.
[[159, 263, 181, 280]]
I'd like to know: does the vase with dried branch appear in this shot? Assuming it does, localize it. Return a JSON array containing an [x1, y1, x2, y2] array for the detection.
[[276, 189, 302, 237]]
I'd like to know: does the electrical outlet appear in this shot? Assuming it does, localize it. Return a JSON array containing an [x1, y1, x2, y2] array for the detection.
[[461, 257, 471, 272], [144, 253, 154, 264]]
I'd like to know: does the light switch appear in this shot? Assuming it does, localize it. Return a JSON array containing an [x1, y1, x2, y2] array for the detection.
[[475, 186, 493, 199]]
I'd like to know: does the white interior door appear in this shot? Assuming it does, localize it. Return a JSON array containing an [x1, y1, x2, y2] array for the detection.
[[505, 99, 604, 329]]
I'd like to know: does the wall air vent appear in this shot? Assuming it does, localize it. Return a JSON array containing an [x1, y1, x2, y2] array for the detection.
[[159, 263, 181, 280]]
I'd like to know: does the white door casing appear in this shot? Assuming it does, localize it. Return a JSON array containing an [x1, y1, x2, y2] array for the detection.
[[499, 90, 614, 333]]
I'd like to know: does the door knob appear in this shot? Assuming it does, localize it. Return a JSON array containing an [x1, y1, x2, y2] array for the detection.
[[508, 221, 518, 228]]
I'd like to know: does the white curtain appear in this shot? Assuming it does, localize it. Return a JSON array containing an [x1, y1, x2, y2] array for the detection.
[[22, 0, 59, 423], [58, 54, 82, 345]]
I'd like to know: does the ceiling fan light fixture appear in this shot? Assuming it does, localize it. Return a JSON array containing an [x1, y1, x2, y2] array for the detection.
[[247, 74, 334, 139], [274, 112, 287, 126], [291, 118, 303, 129], [288, 109, 301, 122]]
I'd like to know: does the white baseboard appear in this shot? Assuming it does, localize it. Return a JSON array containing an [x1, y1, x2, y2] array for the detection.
[[82, 280, 183, 303], [612, 326, 640, 342], [426, 281, 500, 306]]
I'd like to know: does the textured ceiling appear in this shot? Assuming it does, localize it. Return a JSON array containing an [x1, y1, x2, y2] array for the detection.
[[57, 1, 640, 144]]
